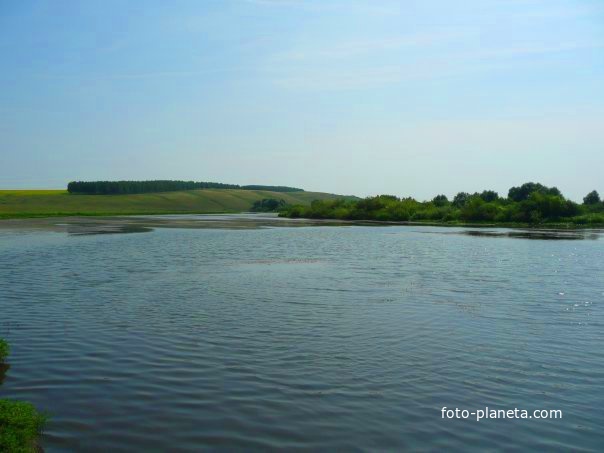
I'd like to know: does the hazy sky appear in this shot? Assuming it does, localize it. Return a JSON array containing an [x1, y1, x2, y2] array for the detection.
[[1, 0, 603, 200]]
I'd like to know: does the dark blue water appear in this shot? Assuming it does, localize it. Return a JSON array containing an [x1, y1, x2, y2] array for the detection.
[[1, 218, 603, 451]]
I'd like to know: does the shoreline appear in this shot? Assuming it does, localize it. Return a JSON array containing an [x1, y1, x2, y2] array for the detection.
[[1, 213, 603, 234], [279, 216, 604, 230]]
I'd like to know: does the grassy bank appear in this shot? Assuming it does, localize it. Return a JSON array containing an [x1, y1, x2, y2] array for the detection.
[[0, 189, 354, 219]]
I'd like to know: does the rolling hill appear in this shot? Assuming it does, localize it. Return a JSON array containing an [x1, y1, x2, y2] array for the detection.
[[0, 189, 356, 219]]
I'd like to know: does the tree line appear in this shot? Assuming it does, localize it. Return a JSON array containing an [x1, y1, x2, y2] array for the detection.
[[281, 183, 604, 225], [67, 180, 304, 195]]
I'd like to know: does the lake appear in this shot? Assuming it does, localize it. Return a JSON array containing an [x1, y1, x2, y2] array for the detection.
[[1, 215, 603, 451]]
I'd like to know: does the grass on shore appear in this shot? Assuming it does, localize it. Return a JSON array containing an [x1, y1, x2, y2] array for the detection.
[[0, 189, 354, 219]]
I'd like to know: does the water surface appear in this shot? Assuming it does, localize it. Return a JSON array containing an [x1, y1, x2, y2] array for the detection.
[[1, 215, 603, 451]]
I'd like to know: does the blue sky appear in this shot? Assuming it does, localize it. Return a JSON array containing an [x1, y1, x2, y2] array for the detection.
[[1, 0, 603, 200]]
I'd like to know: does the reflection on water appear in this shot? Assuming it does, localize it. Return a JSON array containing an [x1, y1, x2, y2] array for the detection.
[[1, 214, 603, 240], [461, 229, 602, 240], [0, 363, 9, 386], [66, 224, 153, 235], [0, 216, 603, 451], [0, 214, 354, 236], [412, 226, 603, 241]]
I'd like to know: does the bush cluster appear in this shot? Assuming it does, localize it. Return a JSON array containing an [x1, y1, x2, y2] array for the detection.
[[281, 183, 604, 225], [250, 198, 288, 212]]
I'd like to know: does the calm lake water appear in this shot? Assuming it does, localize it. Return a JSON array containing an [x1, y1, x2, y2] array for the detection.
[[1, 215, 603, 451]]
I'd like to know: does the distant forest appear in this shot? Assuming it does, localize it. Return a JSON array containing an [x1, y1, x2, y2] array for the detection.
[[281, 183, 604, 226], [67, 180, 304, 195]]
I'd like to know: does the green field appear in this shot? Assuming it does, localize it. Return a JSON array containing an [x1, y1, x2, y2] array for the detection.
[[0, 189, 353, 219]]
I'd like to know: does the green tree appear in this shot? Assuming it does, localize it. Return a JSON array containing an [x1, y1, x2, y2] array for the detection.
[[480, 190, 499, 202], [583, 190, 601, 205], [432, 195, 449, 207], [508, 182, 562, 202], [452, 192, 470, 208], [460, 197, 498, 221]]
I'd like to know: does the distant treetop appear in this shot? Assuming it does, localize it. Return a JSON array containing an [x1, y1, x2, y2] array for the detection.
[[67, 180, 304, 195], [241, 185, 303, 192], [508, 182, 561, 202], [583, 190, 601, 205]]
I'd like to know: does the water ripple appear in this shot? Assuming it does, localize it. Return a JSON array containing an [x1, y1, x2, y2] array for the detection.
[[0, 223, 603, 451]]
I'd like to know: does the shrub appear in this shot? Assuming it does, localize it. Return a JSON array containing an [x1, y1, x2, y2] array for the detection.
[[570, 214, 604, 225], [250, 198, 287, 212], [386, 204, 411, 221], [0, 340, 8, 363], [0, 400, 47, 453]]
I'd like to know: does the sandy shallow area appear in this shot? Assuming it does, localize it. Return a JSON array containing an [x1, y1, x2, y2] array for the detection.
[[0, 213, 355, 235], [0, 213, 602, 240]]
